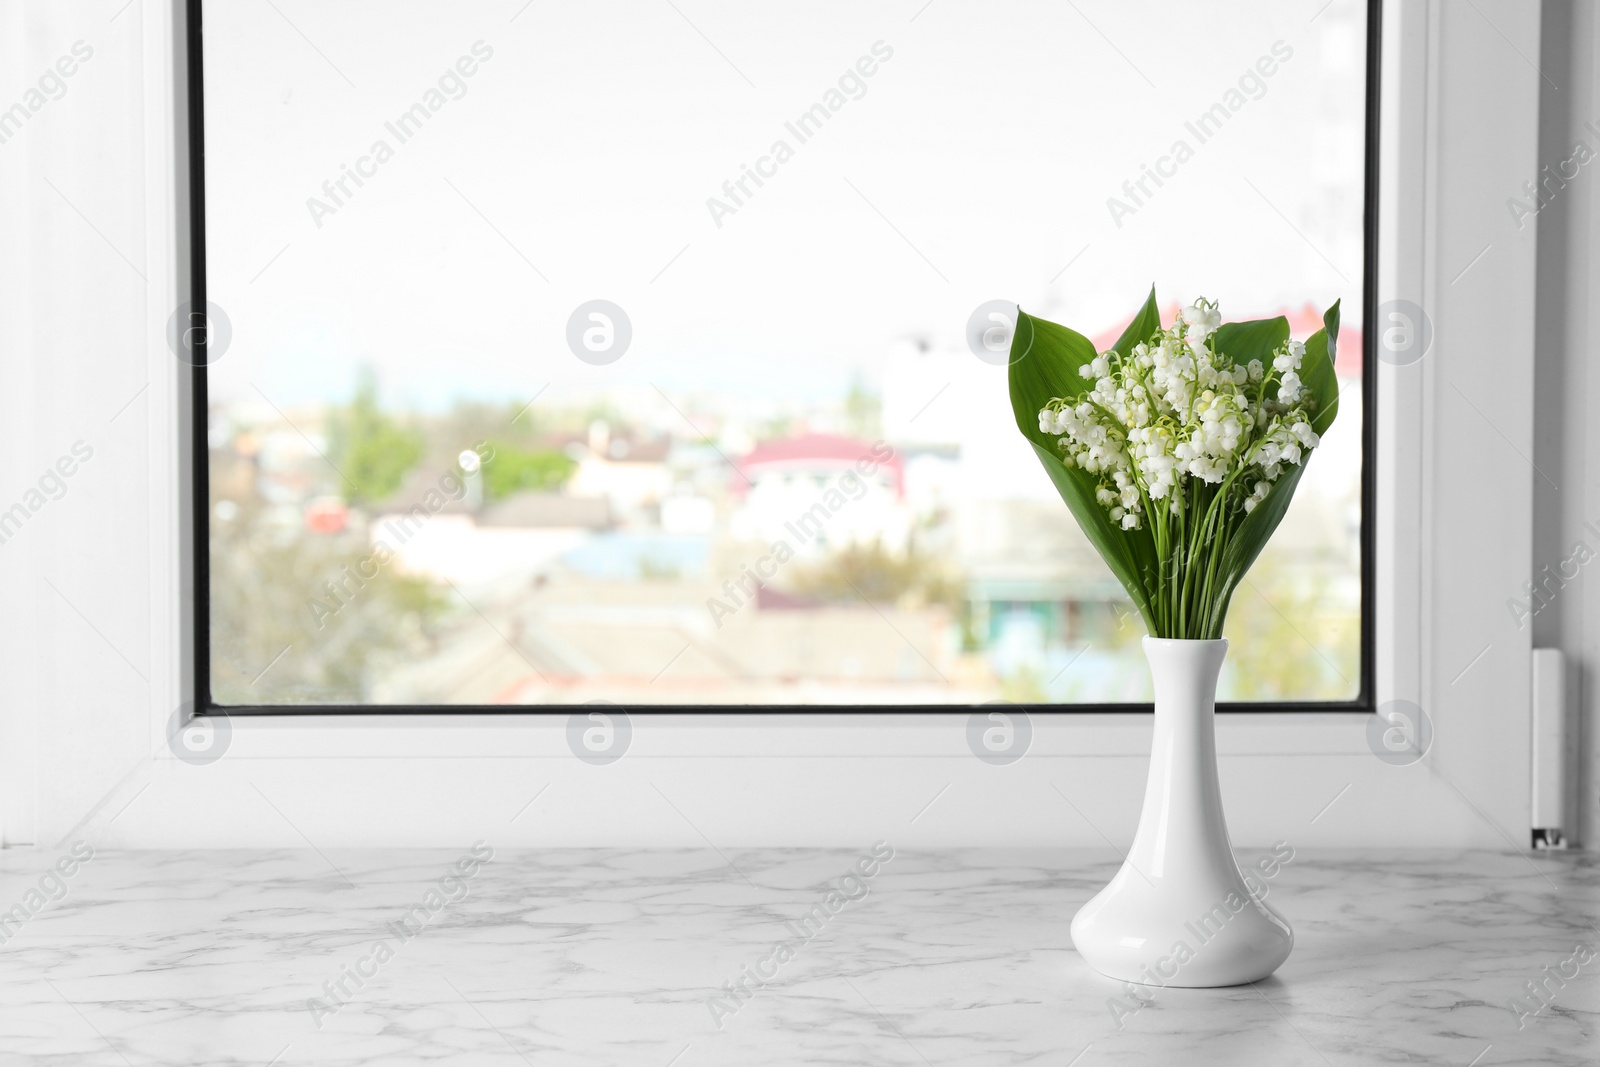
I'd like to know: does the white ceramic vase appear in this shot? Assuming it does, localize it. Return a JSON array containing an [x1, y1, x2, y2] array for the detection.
[[1070, 636, 1293, 987]]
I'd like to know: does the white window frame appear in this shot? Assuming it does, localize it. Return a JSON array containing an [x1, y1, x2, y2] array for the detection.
[[0, 0, 1537, 849]]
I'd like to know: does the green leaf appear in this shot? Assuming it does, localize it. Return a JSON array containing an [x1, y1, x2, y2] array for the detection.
[[1008, 306, 1100, 389], [1108, 286, 1162, 358], [1300, 300, 1341, 436], [1030, 441, 1160, 633], [1008, 307, 1158, 632], [1212, 315, 1289, 370]]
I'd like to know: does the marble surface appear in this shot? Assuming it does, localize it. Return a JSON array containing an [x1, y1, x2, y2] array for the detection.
[[0, 846, 1595, 1065]]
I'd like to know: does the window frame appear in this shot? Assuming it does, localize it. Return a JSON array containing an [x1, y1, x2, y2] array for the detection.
[[186, 0, 1383, 718], [0, 0, 1533, 851]]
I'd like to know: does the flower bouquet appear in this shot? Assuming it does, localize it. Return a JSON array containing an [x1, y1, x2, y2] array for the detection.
[[1009, 288, 1339, 638], [1007, 289, 1339, 987]]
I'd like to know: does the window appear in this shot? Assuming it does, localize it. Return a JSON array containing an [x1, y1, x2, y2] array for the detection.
[[190, 0, 1376, 711]]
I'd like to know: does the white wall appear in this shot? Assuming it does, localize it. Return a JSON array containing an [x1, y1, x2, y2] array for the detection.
[[0, 0, 1549, 851]]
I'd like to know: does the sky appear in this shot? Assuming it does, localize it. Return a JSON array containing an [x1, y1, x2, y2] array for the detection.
[[201, 0, 1367, 414]]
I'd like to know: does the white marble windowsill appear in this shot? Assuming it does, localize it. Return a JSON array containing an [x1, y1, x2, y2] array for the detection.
[[0, 848, 1594, 1065]]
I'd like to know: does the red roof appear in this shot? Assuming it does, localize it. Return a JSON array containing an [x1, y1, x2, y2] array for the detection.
[[733, 433, 904, 498]]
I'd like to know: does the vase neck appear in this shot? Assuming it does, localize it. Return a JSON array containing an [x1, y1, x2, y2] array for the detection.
[[1128, 638, 1232, 880], [1145, 638, 1228, 729]]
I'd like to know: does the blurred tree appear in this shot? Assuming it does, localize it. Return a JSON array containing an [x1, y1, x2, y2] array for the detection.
[[208, 491, 452, 704], [787, 539, 960, 609], [843, 374, 881, 439], [999, 664, 1049, 704], [327, 368, 424, 506], [479, 440, 576, 501], [431, 399, 515, 453]]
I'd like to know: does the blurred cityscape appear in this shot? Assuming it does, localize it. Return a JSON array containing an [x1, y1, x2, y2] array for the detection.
[[209, 308, 1363, 707]]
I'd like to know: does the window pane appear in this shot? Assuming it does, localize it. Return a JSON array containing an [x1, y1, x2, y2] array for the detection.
[[201, 0, 1367, 706]]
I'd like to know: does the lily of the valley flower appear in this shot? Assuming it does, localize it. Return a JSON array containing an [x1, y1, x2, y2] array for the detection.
[[1180, 300, 1222, 340], [1037, 299, 1322, 532]]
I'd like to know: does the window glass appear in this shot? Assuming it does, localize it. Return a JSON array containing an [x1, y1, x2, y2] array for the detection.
[[201, 0, 1368, 706]]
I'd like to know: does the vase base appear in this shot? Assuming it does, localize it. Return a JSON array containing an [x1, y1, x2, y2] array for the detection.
[[1071, 861, 1293, 988]]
